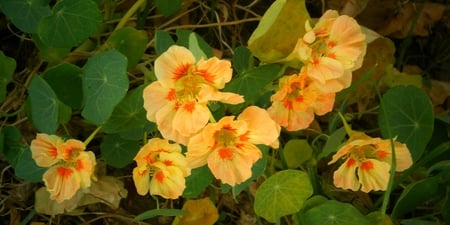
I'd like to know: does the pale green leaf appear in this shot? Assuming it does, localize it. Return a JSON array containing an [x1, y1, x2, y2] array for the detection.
[[283, 139, 313, 168], [254, 169, 313, 222]]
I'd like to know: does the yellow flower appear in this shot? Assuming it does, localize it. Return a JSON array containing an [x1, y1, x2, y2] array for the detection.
[[267, 73, 335, 131], [186, 106, 280, 186], [30, 134, 96, 203], [328, 132, 412, 192], [132, 138, 191, 199], [290, 10, 366, 93], [143, 46, 244, 145]]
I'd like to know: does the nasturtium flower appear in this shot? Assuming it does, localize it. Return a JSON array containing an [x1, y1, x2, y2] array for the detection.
[[328, 132, 413, 192], [132, 138, 191, 199], [30, 134, 96, 203], [267, 73, 335, 131], [186, 106, 280, 186], [143, 45, 244, 145], [290, 10, 366, 93]]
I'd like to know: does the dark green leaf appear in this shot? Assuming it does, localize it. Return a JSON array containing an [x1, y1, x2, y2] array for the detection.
[[27, 76, 59, 134], [391, 177, 440, 219], [183, 165, 214, 198], [232, 46, 253, 74], [302, 200, 371, 225], [318, 126, 347, 159], [401, 219, 442, 225], [1, 126, 24, 166], [81, 49, 129, 125], [38, 0, 101, 47], [33, 35, 70, 63], [379, 86, 434, 161], [154, 30, 175, 55], [105, 27, 148, 70], [155, 0, 182, 17], [102, 85, 147, 133], [0, 0, 51, 33], [42, 63, 83, 109], [15, 147, 46, 182], [100, 133, 140, 168], [0, 51, 16, 103], [134, 209, 186, 221], [224, 64, 281, 103]]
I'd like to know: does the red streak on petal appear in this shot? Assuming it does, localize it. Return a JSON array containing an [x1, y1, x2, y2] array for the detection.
[[145, 155, 154, 164], [49, 147, 58, 157], [218, 148, 234, 160], [360, 161, 374, 171], [312, 59, 320, 65], [346, 158, 357, 168], [166, 89, 176, 101], [57, 167, 73, 178], [295, 95, 304, 103], [328, 41, 336, 48], [172, 64, 190, 80], [197, 70, 215, 83], [377, 150, 388, 159], [76, 159, 84, 171], [183, 101, 196, 113], [154, 171, 165, 183], [163, 160, 173, 166], [327, 53, 336, 59], [283, 100, 293, 109]]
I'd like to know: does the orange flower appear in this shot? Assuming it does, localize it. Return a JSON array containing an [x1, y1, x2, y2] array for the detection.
[[132, 138, 191, 199], [30, 134, 96, 203], [267, 73, 335, 131], [186, 106, 280, 186], [143, 46, 244, 145], [290, 10, 366, 93], [328, 132, 412, 192]]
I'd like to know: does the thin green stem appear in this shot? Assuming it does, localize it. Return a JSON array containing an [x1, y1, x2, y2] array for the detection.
[[375, 84, 396, 216], [83, 126, 102, 146], [113, 0, 147, 32], [337, 111, 353, 136]]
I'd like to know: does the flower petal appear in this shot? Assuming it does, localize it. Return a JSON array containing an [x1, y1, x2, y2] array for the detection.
[[358, 159, 390, 192], [149, 166, 186, 199], [43, 166, 81, 203], [333, 157, 360, 191], [195, 57, 233, 88], [30, 133, 64, 167], [143, 81, 173, 122], [155, 46, 195, 87], [238, 106, 280, 147], [132, 166, 150, 196]]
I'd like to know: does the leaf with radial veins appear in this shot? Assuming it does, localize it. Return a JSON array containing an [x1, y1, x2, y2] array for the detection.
[[38, 0, 101, 48], [254, 169, 313, 223], [27, 76, 59, 134], [81, 49, 129, 125], [0, 0, 51, 33], [105, 27, 148, 70], [378, 85, 434, 161], [100, 134, 140, 168]]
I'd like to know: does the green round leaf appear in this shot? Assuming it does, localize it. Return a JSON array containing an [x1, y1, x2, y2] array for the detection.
[[42, 63, 83, 109], [154, 30, 175, 55], [38, 0, 101, 47], [0, 51, 16, 103], [391, 177, 440, 219], [302, 200, 371, 225], [105, 27, 148, 70], [33, 34, 70, 63], [232, 46, 253, 74], [0, 0, 51, 33], [155, 0, 182, 17], [318, 126, 347, 159], [224, 64, 281, 103], [15, 147, 46, 182], [378, 86, 434, 161], [100, 133, 140, 168], [102, 85, 147, 133], [27, 76, 59, 134], [183, 165, 214, 198], [1, 126, 24, 166], [254, 169, 313, 223], [81, 49, 129, 125], [283, 139, 313, 168]]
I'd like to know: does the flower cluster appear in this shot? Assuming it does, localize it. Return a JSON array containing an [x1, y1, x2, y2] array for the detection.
[[328, 131, 413, 192], [143, 45, 244, 145], [268, 10, 367, 131], [30, 134, 96, 203], [132, 138, 191, 199], [186, 106, 280, 186]]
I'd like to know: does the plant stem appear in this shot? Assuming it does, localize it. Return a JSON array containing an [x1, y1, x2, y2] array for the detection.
[[114, 0, 147, 31], [84, 126, 102, 146]]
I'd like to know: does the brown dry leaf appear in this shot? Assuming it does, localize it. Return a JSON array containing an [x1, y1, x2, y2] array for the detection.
[[172, 197, 219, 225], [379, 2, 447, 38], [347, 36, 396, 114], [426, 79, 450, 114]]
